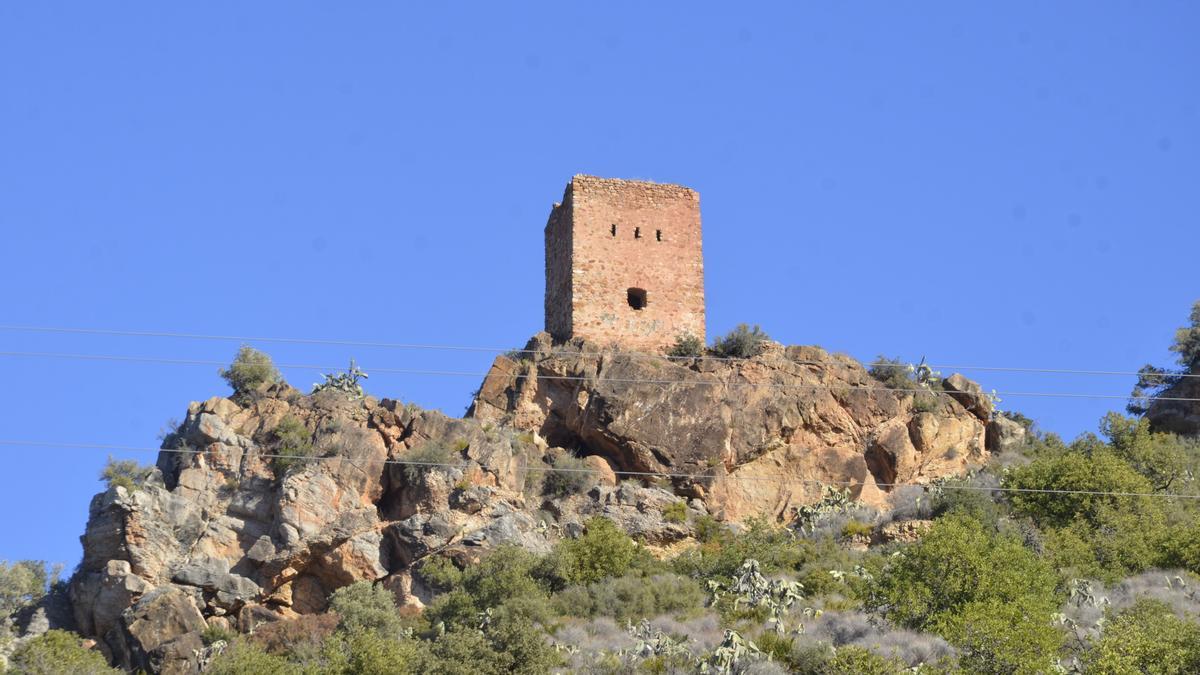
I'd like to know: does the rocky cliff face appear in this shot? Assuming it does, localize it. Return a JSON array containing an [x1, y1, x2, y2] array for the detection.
[[471, 333, 1003, 520], [66, 335, 1005, 673]]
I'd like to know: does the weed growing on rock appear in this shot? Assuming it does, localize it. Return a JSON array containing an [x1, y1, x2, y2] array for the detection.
[[100, 456, 154, 492]]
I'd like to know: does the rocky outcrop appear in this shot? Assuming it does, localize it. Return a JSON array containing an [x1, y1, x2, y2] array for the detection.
[[470, 333, 992, 520], [1146, 374, 1200, 438], [67, 334, 998, 672]]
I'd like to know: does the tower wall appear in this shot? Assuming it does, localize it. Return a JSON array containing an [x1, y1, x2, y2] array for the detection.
[[544, 175, 706, 351]]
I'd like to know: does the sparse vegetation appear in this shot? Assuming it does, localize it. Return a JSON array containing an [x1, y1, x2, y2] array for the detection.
[[218, 344, 281, 395], [663, 500, 688, 523], [867, 356, 916, 390], [911, 393, 939, 412], [0, 560, 53, 616], [100, 456, 154, 492], [268, 416, 315, 475], [710, 323, 770, 358], [540, 454, 595, 498], [1170, 300, 1200, 372], [667, 332, 705, 358], [401, 442, 458, 483], [7, 629, 118, 674]]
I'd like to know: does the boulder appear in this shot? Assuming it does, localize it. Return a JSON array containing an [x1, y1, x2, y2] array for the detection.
[[986, 415, 1028, 454], [941, 373, 993, 422]]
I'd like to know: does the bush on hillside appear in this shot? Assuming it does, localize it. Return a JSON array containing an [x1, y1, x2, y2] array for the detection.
[[1170, 300, 1200, 372], [868, 514, 1062, 672], [541, 454, 596, 498], [328, 581, 404, 637], [0, 560, 51, 616], [401, 442, 458, 484], [667, 333, 705, 358], [544, 517, 641, 587], [100, 456, 155, 492], [867, 356, 917, 391], [1084, 599, 1200, 674], [268, 416, 314, 475], [8, 629, 118, 674], [219, 345, 281, 395], [710, 324, 770, 358]]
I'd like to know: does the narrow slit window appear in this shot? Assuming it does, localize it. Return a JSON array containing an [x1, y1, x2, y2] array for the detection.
[[610, 224, 617, 237], [627, 287, 647, 310], [634, 227, 641, 239], [655, 229, 662, 241]]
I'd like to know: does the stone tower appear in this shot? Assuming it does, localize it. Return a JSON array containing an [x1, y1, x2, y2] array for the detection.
[[544, 175, 706, 351]]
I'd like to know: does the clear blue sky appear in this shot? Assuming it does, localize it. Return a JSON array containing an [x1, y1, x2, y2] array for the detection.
[[1, 3, 1197, 568]]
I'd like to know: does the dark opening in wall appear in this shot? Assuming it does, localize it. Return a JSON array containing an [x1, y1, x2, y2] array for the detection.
[[627, 287, 648, 310], [655, 229, 662, 241], [634, 227, 642, 239], [610, 224, 617, 237]]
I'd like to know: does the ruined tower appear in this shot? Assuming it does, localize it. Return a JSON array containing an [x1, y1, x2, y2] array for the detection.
[[544, 175, 706, 351]]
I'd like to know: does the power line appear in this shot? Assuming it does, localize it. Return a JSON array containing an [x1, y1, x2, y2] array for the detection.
[[2, 439, 1197, 500], [2, 323, 1196, 379], [0, 349, 1195, 402]]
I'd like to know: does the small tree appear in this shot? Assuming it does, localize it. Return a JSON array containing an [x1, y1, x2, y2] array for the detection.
[[219, 345, 281, 395], [1084, 599, 1200, 674], [868, 356, 917, 390], [710, 324, 770, 358], [667, 333, 705, 358], [0, 561, 49, 616], [100, 456, 154, 492], [328, 581, 404, 637], [8, 629, 118, 674], [550, 517, 639, 585], [1170, 300, 1200, 372], [268, 416, 314, 475]]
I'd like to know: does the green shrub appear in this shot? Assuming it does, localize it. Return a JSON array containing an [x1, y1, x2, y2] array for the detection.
[[0, 561, 50, 616], [552, 572, 704, 621], [7, 629, 118, 674], [322, 628, 425, 675], [414, 556, 462, 593], [840, 519, 873, 539], [825, 645, 909, 675], [205, 638, 300, 675], [1004, 448, 1167, 579], [268, 416, 314, 475], [425, 546, 552, 630], [672, 517, 808, 582], [201, 624, 237, 646], [868, 514, 1061, 671], [328, 581, 403, 637], [546, 517, 639, 586], [402, 442, 457, 484], [912, 394, 939, 413], [667, 333, 705, 358], [867, 356, 917, 390], [1084, 599, 1200, 674], [250, 613, 339, 657], [541, 454, 596, 498], [663, 500, 688, 524], [1100, 412, 1193, 491], [710, 323, 770, 358], [1170, 300, 1200, 371], [219, 345, 281, 395], [100, 456, 154, 492]]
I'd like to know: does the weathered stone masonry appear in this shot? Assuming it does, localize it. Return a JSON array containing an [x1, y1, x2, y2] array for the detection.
[[544, 175, 706, 351]]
